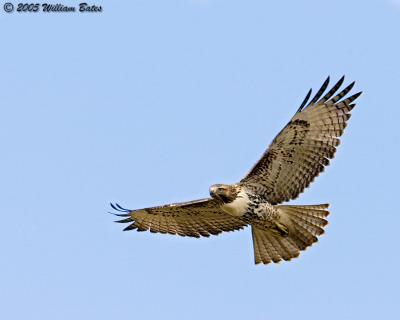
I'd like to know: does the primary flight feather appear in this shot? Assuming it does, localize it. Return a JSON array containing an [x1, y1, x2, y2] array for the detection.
[[111, 76, 361, 265]]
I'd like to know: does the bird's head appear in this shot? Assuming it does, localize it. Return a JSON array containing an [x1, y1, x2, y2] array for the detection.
[[209, 184, 240, 204]]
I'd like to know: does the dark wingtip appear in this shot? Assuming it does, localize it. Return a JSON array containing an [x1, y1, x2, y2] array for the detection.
[[307, 76, 331, 107], [323, 76, 330, 87], [348, 81, 356, 90], [296, 88, 312, 113], [320, 76, 346, 103], [336, 75, 345, 87], [115, 217, 133, 224], [108, 211, 124, 217], [110, 202, 131, 213], [325, 75, 331, 87], [352, 91, 363, 99], [123, 224, 142, 231]]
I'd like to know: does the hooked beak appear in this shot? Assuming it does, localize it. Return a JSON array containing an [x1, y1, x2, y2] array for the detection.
[[209, 185, 230, 203], [209, 185, 218, 198]]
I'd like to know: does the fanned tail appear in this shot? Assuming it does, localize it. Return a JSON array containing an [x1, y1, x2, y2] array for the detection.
[[252, 204, 329, 264]]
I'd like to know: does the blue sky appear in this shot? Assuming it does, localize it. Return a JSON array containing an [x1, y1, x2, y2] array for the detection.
[[1, 1, 399, 319]]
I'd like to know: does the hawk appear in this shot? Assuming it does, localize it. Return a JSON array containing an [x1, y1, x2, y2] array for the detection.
[[111, 76, 361, 265]]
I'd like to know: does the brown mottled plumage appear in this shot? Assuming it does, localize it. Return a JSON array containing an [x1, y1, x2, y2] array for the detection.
[[112, 199, 246, 237], [241, 76, 361, 204], [112, 76, 361, 265]]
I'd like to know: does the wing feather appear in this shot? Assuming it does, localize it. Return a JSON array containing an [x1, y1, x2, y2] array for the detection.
[[308, 76, 330, 106], [241, 76, 361, 204], [111, 198, 247, 238]]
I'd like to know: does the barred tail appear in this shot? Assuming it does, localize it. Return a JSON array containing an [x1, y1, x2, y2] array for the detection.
[[252, 204, 329, 264]]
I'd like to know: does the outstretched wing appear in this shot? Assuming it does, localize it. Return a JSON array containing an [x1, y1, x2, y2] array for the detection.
[[240, 76, 362, 204], [111, 198, 247, 238]]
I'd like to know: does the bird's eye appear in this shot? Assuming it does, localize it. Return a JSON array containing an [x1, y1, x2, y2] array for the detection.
[[219, 194, 228, 202]]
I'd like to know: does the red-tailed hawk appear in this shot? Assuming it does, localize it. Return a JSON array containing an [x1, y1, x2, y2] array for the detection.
[[111, 76, 361, 264]]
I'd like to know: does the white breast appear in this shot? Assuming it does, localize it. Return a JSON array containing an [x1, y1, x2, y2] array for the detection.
[[221, 189, 249, 217]]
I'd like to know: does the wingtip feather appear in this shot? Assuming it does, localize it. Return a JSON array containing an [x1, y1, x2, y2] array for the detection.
[[110, 202, 131, 213], [297, 88, 312, 113]]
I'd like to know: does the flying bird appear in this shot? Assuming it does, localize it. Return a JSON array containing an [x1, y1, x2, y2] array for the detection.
[[111, 76, 361, 265]]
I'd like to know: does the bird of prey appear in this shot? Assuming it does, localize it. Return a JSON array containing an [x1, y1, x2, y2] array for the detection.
[[111, 76, 361, 265]]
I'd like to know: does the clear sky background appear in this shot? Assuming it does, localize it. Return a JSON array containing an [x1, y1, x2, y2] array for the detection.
[[1, 1, 399, 319]]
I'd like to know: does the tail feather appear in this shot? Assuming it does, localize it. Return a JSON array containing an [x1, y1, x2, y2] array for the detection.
[[268, 232, 299, 262], [252, 204, 329, 264], [290, 215, 325, 236], [252, 228, 275, 263]]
